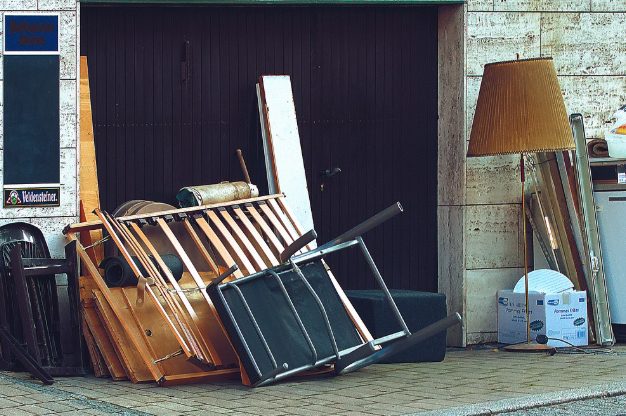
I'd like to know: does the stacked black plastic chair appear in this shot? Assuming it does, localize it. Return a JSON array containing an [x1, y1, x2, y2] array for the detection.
[[0, 223, 85, 383]]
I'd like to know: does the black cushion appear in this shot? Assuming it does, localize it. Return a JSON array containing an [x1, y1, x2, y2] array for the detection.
[[346, 290, 447, 363]]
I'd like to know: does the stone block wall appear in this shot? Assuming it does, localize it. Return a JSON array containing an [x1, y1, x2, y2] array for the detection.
[[0, 0, 79, 258], [464, 0, 626, 343]]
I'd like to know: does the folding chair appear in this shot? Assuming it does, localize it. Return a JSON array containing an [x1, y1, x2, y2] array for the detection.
[[208, 203, 462, 386]]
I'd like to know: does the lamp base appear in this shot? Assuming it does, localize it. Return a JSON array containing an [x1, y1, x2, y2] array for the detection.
[[503, 342, 556, 353]]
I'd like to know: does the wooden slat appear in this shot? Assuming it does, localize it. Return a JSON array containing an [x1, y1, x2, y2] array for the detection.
[[218, 209, 267, 271], [63, 195, 286, 235], [194, 217, 244, 279], [182, 219, 220, 274], [119, 194, 283, 221], [267, 198, 308, 251], [156, 218, 239, 366], [111, 218, 201, 360], [324, 264, 373, 343], [63, 220, 103, 235], [276, 197, 316, 250], [96, 210, 197, 357], [205, 211, 256, 275], [160, 368, 240, 386], [232, 206, 279, 267], [95, 210, 194, 359], [83, 303, 127, 380], [129, 222, 219, 365], [76, 241, 163, 382], [258, 201, 294, 246], [246, 204, 284, 256]]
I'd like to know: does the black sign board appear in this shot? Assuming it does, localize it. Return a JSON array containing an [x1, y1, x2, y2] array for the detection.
[[3, 15, 60, 208]]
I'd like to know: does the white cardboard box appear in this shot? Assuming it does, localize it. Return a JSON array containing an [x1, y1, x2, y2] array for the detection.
[[497, 290, 588, 347]]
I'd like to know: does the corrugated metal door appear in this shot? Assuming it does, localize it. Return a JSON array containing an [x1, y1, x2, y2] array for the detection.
[[81, 5, 438, 292]]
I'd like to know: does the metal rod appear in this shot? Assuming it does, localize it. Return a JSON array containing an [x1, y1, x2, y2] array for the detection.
[[320, 202, 403, 249], [357, 237, 411, 335], [522, 153, 530, 344], [266, 270, 318, 363], [206, 264, 239, 291], [289, 260, 340, 359], [214, 288, 263, 378], [227, 283, 278, 369], [336, 313, 462, 375], [279, 229, 317, 263]]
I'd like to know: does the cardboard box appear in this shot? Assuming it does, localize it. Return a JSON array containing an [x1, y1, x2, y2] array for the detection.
[[497, 290, 588, 347]]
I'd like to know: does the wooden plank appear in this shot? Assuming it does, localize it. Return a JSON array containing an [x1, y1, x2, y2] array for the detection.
[[63, 220, 103, 235], [120, 287, 218, 380], [258, 75, 315, 233], [258, 201, 294, 246], [82, 304, 127, 381], [92, 290, 154, 383], [205, 211, 256, 275], [75, 241, 163, 382], [81, 317, 110, 378], [218, 209, 267, 271], [129, 222, 220, 365], [194, 217, 244, 279], [182, 219, 219, 273], [246, 204, 284, 256], [232, 206, 279, 267], [160, 368, 240, 386], [79, 57, 102, 224]]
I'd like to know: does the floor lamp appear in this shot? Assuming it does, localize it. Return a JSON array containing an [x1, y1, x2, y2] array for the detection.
[[467, 57, 575, 351]]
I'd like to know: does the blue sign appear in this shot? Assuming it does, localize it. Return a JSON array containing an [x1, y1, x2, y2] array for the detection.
[[5, 15, 58, 53]]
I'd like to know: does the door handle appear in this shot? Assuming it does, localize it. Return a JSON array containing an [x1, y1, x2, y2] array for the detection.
[[320, 167, 342, 178]]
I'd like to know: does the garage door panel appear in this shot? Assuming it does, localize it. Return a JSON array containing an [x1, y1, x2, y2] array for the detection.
[[81, 5, 438, 292]]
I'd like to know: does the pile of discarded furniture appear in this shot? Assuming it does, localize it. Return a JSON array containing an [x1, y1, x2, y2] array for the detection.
[[64, 196, 461, 386]]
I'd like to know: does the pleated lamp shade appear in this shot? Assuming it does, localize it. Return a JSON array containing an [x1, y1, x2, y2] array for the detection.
[[467, 57, 574, 157]]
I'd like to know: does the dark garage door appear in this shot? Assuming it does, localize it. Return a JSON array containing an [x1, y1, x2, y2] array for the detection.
[[81, 5, 438, 292]]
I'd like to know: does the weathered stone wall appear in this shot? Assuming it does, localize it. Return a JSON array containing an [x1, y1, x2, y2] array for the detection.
[[464, 0, 626, 343], [0, 0, 79, 258]]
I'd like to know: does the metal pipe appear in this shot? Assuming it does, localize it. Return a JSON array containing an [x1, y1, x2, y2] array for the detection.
[[357, 237, 411, 335], [279, 229, 317, 263], [321, 202, 403, 248], [227, 283, 278, 369], [266, 270, 318, 364], [289, 260, 340, 359]]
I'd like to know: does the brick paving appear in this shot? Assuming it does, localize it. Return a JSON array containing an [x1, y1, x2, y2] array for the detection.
[[0, 347, 625, 415]]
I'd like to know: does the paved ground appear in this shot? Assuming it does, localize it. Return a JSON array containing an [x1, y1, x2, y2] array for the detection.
[[502, 394, 626, 415], [0, 346, 626, 415]]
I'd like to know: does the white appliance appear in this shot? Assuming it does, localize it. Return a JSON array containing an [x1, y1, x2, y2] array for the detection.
[[595, 188, 626, 325]]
